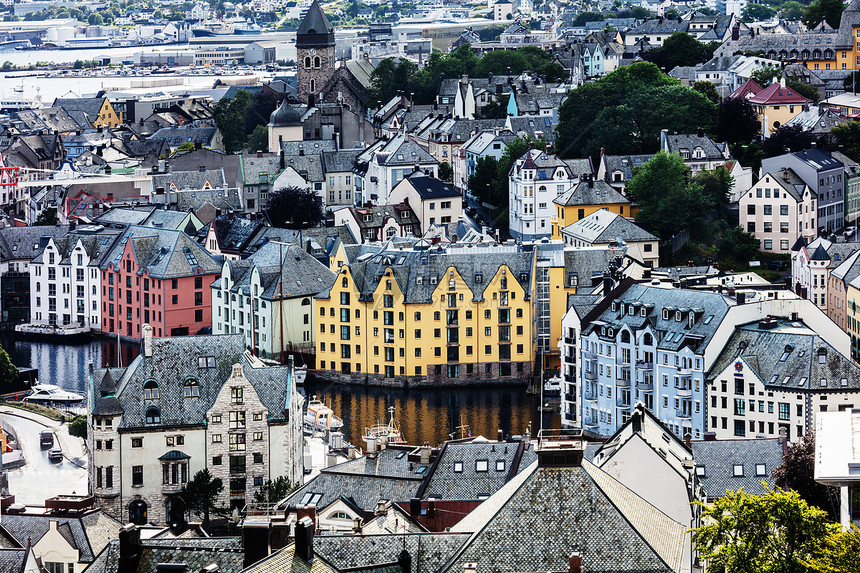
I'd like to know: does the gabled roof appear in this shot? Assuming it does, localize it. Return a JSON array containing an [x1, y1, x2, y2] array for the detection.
[[562, 209, 656, 244], [748, 81, 811, 105], [402, 174, 461, 200], [728, 78, 764, 100], [98, 225, 221, 279], [296, 0, 335, 47], [553, 179, 630, 207], [692, 438, 783, 500]]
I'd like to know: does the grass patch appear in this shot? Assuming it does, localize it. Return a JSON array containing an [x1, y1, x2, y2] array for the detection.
[[0, 400, 65, 421]]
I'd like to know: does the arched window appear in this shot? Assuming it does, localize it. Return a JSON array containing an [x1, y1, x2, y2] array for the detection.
[[129, 500, 147, 525], [304, 56, 311, 68], [538, 185, 546, 192], [145, 407, 161, 425], [184, 378, 199, 398], [387, 228, 397, 240], [302, 298, 311, 306], [342, 277, 348, 288], [143, 380, 159, 400], [313, 56, 321, 68], [620, 330, 630, 343], [643, 332, 653, 346], [329, 511, 351, 519], [501, 277, 507, 289]]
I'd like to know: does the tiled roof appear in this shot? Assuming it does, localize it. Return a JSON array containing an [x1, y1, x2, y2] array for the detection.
[[281, 472, 424, 513], [321, 149, 362, 174], [422, 441, 536, 500], [662, 133, 728, 161], [86, 536, 244, 573], [1, 511, 121, 563], [153, 169, 227, 191], [212, 216, 263, 252], [562, 210, 656, 244], [402, 175, 460, 200], [748, 82, 811, 105], [0, 549, 26, 573], [313, 533, 470, 573], [692, 438, 784, 499], [0, 225, 69, 262], [553, 179, 630, 207], [98, 225, 221, 279], [243, 544, 340, 573], [728, 79, 763, 100]]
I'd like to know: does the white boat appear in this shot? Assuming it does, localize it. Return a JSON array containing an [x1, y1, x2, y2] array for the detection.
[[363, 406, 405, 446], [544, 375, 561, 396], [24, 384, 84, 404], [303, 396, 343, 433]]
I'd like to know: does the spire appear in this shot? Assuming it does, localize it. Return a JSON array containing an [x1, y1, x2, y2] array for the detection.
[[296, 0, 335, 48]]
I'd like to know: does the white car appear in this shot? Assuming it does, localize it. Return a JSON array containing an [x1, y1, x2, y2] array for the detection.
[[845, 226, 857, 238]]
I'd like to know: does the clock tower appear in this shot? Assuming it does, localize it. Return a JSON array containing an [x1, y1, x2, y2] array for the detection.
[[295, 0, 335, 105]]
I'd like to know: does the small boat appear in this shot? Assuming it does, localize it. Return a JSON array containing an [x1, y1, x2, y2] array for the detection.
[[544, 374, 561, 396], [303, 396, 343, 433], [24, 384, 84, 404], [363, 406, 405, 446]]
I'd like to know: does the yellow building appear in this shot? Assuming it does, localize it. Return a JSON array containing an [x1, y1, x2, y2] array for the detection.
[[315, 247, 536, 385], [53, 97, 123, 128], [748, 79, 811, 137], [551, 178, 633, 240]]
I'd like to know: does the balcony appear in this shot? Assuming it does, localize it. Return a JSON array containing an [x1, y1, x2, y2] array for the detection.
[[564, 392, 576, 403], [616, 356, 631, 367], [162, 483, 182, 495], [675, 408, 692, 419], [677, 367, 692, 376], [677, 386, 692, 398], [616, 376, 631, 388], [583, 352, 597, 361], [584, 369, 597, 381], [583, 385, 596, 401], [636, 361, 653, 371], [616, 396, 632, 409], [564, 337, 574, 345], [563, 410, 576, 422], [583, 415, 598, 429], [637, 380, 654, 392]]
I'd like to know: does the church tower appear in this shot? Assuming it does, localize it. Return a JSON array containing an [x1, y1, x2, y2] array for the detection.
[[296, 0, 335, 105]]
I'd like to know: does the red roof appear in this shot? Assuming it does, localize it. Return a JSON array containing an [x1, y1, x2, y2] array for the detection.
[[728, 78, 763, 100], [748, 82, 811, 105]]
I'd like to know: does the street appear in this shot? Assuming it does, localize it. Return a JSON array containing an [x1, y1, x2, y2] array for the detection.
[[0, 412, 87, 504]]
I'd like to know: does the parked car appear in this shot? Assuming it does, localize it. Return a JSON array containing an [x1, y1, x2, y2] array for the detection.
[[845, 226, 857, 238], [766, 260, 788, 271], [48, 446, 62, 463], [39, 430, 53, 448]]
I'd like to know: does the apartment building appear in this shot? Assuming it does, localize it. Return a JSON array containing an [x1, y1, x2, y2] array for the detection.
[[738, 168, 817, 253], [211, 241, 335, 360], [314, 245, 535, 386], [28, 226, 121, 332], [559, 210, 659, 268], [99, 225, 221, 340], [389, 174, 463, 234], [791, 236, 858, 311], [508, 149, 577, 241], [88, 329, 304, 524]]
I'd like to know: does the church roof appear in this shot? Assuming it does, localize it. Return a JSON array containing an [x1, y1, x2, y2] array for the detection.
[[270, 99, 303, 127], [296, 0, 335, 47]]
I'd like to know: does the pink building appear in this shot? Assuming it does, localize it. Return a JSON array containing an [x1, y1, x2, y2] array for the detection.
[[739, 168, 816, 254]]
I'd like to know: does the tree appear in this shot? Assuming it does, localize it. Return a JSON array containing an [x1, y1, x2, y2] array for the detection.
[[742, 3, 777, 22], [87, 12, 103, 25], [245, 125, 268, 153], [762, 124, 814, 157], [715, 97, 760, 144], [572, 11, 603, 26], [180, 469, 224, 528], [266, 186, 324, 229], [751, 65, 781, 87], [786, 78, 820, 102], [802, 0, 844, 29], [693, 80, 720, 104], [806, 526, 860, 573], [691, 166, 733, 215], [175, 142, 195, 153], [468, 155, 499, 204], [0, 344, 17, 385], [479, 93, 509, 119], [68, 415, 87, 439], [212, 90, 277, 153], [772, 432, 837, 519], [253, 476, 300, 504], [833, 120, 860, 161], [366, 57, 417, 106], [34, 207, 58, 226], [717, 223, 761, 263], [438, 161, 453, 182], [779, 0, 805, 20], [642, 33, 717, 70], [692, 486, 839, 573]]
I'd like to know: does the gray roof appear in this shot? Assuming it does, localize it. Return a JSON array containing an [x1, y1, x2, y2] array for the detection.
[[99, 225, 221, 279], [563, 248, 636, 290], [562, 210, 656, 244], [151, 126, 218, 147], [583, 283, 734, 355], [313, 534, 470, 573], [280, 140, 337, 156], [153, 169, 227, 191], [282, 469, 425, 513], [95, 207, 155, 227], [100, 333, 294, 430], [600, 154, 654, 180], [697, 55, 741, 72], [402, 175, 460, 200], [422, 441, 537, 500], [211, 215, 264, 253], [375, 136, 436, 167], [31, 229, 122, 267], [668, 65, 698, 81], [211, 241, 335, 301], [1, 510, 122, 563], [663, 133, 728, 162], [240, 153, 283, 183], [760, 168, 810, 202], [84, 536, 244, 573], [692, 438, 783, 499], [321, 149, 361, 174], [53, 97, 107, 122], [0, 225, 69, 262], [836, 0, 860, 49], [554, 179, 630, 207], [708, 317, 860, 392], [283, 154, 325, 184]]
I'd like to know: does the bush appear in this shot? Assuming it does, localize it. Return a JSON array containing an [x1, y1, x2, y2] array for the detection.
[[68, 415, 87, 439]]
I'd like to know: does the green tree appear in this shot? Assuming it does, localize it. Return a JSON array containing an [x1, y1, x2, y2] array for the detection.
[[751, 65, 781, 86], [34, 207, 58, 226], [245, 124, 269, 153], [772, 432, 837, 519], [1, 61, 12, 70], [479, 93, 509, 119], [266, 186, 324, 229], [0, 344, 17, 386], [68, 415, 87, 439], [366, 57, 417, 106], [802, 0, 845, 28], [762, 124, 814, 157], [691, 166, 733, 215], [693, 80, 720, 104], [833, 120, 860, 161], [87, 12, 103, 25], [692, 486, 839, 573], [468, 155, 499, 204], [742, 3, 777, 21], [438, 161, 453, 182], [786, 78, 820, 102], [572, 11, 603, 26], [253, 476, 300, 504], [642, 32, 718, 70], [180, 469, 224, 528], [717, 223, 761, 263], [715, 97, 761, 144], [779, 0, 805, 20], [212, 90, 277, 153], [806, 526, 860, 573]]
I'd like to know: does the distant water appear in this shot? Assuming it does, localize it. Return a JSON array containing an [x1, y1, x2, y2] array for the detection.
[[0, 44, 193, 67]]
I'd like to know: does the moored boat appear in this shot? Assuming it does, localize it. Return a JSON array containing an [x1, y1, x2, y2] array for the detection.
[[363, 406, 405, 446], [303, 395, 343, 433], [23, 384, 84, 404]]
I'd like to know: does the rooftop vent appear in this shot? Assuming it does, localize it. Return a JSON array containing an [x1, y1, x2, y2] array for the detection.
[[536, 429, 584, 467]]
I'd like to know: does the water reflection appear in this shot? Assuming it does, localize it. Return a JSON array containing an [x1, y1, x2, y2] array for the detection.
[[302, 380, 559, 446]]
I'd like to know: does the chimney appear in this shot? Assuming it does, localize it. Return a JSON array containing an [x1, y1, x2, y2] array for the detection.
[[142, 324, 153, 357], [118, 524, 141, 573], [778, 427, 788, 448], [697, 126, 704, 138], [497, 429, 504, 442], [780, 76, 786, 88], [398, 550, 412, 573], [569, 553, 583, 573], [409, 497, 421, 516], [704, 431, 717, 441], [419, 446, 431, 464], [295, 517, 314, 562], [296, 504, 316, 527], [241, 518, 272, 567], [684, 432, 692, 449], [736, 292, 746, 306], [308, 93, 315, 108]]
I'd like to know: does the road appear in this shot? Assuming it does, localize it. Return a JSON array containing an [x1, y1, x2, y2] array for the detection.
[[0, 413, 87, 504]]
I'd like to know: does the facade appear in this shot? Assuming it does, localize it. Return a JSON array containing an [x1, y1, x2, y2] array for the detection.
[[551, 177, 632, 240], [389, 174, 463, 234], [791, 237, 859, 311], [295, 0, 336, 105], [314, 245, 535, 386], [738, 168, 817, 253], [211, 241, 335, 359], [332, 204, 419, 243], [827, 250, 860, 331], [99, 225, 221, 340], [816, 409, 860, 530], [748, 79, 811, 137], [88, 330, 304, 524], [508, 149, 577, 241], [762, 148, 845, 233], [707, 313, 860, 442], [53, 97, 123, 128], [356, 135, 438, 206]]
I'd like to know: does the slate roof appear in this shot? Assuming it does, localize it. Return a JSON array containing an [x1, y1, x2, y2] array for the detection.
[[100, 333, 295, 429], [321, 149, 362, 174], [583, 283, 733, 355], [282, 471, 425, 513], [344, 204, 420, 232], [760, 168, 809, 202], [554, 179, 630, 207], [443, 460, 683, 573], [562, 210, 656, 244], [748, 82, 811, 105], [211, 216, 263, 253], [784, 108, 849, 135], [84, 536, 244, 573], [600, 154, 653, 181], [211, 240, 335, 300], [151, 126, 218, 147], [402, 175, 460, 199], [692, 438, 783, 499], [242, 544, 340, 573], [0, 225, 69, 262], [54, 97, 107, 122], [563, 248, 637, 291], [422, 441, 537, 500], [830, 250, 860, 286], [1, 510, 122, 564], [12, 107, 82, 133], [374, 135, 436, 167], [296, 0, 334, 42], [312, 534, 470, 573], [836, 0, 860, 49], [99, 225, 221, 279], [315, 248, 534, 304], [153, 169, 227, 191], [0, 549, 26, 573], [662, 133, 728, 161], [280, 140, 337, 156], [31, 229, 122, 267], [709, 317, 860, 392]]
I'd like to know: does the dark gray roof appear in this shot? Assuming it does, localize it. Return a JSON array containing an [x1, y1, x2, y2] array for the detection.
[[1, 510, 122, 563], [280, 140, 337, 156], [563, 248, 635, 290], [313, 534, 470, 573], [402, 175, 460, 200], [211, 216, 263, 252], [282, 471, 424, 513], [663, 133, 728, 161], [296, 0, 334, 45], [54, 97, 107, 123], [85, 536, 244, 573], [554, 179, 630, 207], [600, 154, 654, 180], [422, 441, 536, 500], [104, 333, 294, 429], [375, 136, 436, 167], [95, 208, 155, 227], [151, 126, 218, 147], [99, 225, 221, 279], [836, 0, 860, 49], [322, 149, 361, 174], [0, 550, 26, 573], [153, 169, 227, 191], [692, 438, 783, 499], [760, 168, 809, 202], [0, 225, 69, 263], [708, 317, 860, 392]]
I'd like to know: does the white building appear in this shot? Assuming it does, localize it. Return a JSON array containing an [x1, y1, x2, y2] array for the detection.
[[211, 241, 335, 359], [508, 149, 577, 241], [560, 210, 659, 268], [355, 134, 438, 206], [389, 173, 463, 234], [816, 409, 860, 529], [738, 168, 817, 254]]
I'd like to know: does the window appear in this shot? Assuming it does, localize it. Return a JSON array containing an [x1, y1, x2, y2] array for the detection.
[[229, 411, 246, 429], [184, 378, 199, 398], [496, 460, 506, 471], [229, 433, 246, 451], [733, 464, 744, 477], [475, 460, 489, 472], [453, 461, 463, 473], [755, 464, 767, 476], [779, 403, 790, 420], [131, 438, 143, 448], [212, 434, 222, 443], [132, 465, 143, 486], [231, 387, 244, 404], [143, 380, 159, 400], [145, 407, 160, 424]]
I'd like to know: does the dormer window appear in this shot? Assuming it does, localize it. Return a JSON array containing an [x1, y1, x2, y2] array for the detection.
[[818, 348, 827, 364], [662, 309, 669, 320], [184, 378, 199, 398], [145, 407, 161, 425], [675, 311, 682, 322], [755, 464, 767, 476], [640, 307, 647, 317], [733, 464, 744, 477], [143, 380, 159, 400]]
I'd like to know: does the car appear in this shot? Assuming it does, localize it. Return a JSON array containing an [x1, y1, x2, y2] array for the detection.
[[766, 260, 787, 271], [39, 430, 53, 448], [846, 226, 857, 238], [48, 446, 62, 463]]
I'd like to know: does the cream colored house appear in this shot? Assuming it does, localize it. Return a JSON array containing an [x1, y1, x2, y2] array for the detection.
[[739, 168, 817, 253]]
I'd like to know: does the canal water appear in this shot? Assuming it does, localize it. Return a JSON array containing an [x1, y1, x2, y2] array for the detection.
[[0, 335, 558, 446]]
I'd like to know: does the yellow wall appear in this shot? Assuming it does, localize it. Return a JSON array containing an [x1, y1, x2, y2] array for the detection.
[[552, 203, 631, 240], [754, 102, 806, 136], [95, 100, 123, 128], [315, 263, 535, 384]]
